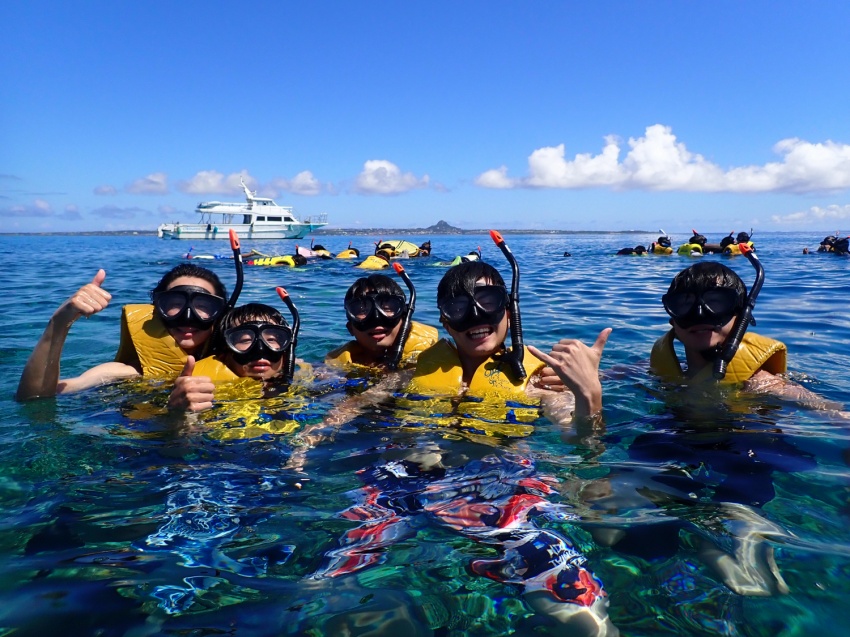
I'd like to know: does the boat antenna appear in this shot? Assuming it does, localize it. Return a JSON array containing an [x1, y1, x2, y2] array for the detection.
[[489, 229, 525, 380], [386, 262, 416, 370], [276, 287, 300, 383], [713, 243, 764, 380], [228, 230, 244, 308]]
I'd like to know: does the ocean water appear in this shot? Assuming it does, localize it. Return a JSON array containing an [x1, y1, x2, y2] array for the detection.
[[0, 231, 848, 636]]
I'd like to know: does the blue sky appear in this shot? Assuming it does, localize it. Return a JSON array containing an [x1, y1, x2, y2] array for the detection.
[[3, 1, 850, 234]]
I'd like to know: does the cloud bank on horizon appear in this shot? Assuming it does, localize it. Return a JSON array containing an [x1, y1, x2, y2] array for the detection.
[[4, 124, 850, 229], [475, 125, 850, 194]]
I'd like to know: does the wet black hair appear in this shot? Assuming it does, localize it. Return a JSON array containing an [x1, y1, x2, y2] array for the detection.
[[689, 234, 707, 246], [657, 236, 671, 247], [736, 231, 751, 243], [344, 274, 405, 303], [150, 264, 226, 301], [667, 262, 746, 309], [212, 302, 287, 355], [437, 261, 506, 302]]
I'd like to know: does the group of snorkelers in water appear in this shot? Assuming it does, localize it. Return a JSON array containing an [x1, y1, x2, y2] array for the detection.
[[15, 230, 847, 636], [615, 229, 756, 256]]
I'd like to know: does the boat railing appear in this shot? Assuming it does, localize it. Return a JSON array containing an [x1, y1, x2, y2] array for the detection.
[[302, 213, 328, 224]]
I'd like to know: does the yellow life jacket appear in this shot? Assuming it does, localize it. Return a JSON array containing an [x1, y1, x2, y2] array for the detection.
[[188, 357, 316, 439], [336, 248, 359, 259], [114, 304, 198, 378], [677, 243, 704, 256], [376, 240, 420, 258], [248, 255, 298, 267], [649, 329, 787, 385], [396, 340, 546, 440], [355, 255, 390, 270], [723, 241, 755, 256], [651, 243, 674, 255], [325, 321, 439, 369]]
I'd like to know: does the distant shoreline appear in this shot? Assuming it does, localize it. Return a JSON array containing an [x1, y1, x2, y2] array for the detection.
[[2, 228, 657, 237]]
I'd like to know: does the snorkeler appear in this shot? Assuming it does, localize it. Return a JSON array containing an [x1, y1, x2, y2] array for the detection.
[[325, 270, 438, 371], [168, 294, 302, 412], [16, 263, 231, 401], [651, 251, 846, 406]]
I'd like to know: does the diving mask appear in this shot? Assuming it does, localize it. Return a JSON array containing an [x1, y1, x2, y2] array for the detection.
[[345, 293, 406, 331], [223, 321, 292, 365], [154, 285, 227, 329], [662, 287, 740, 330], [438, 284, 509, 332]]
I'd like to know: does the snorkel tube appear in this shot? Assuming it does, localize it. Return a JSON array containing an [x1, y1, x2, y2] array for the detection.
[[275, 286, 300, 383], [713, 243, 764, 380], [386, 262, 416, 370], [228, 229, 244, 308], [489, 230, 526, 380]]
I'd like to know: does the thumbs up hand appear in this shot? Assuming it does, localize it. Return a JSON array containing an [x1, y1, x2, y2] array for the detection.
[[56, 269, 112, 325], [529, 328, 612, 418], [167, 356, 216, 412]]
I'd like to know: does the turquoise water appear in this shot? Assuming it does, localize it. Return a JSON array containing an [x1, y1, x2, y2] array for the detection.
[[0, 232, 848, 636]]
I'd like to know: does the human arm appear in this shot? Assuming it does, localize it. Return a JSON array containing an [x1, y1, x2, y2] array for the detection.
[[16, 270, 139, 400], [167, 356, 216, 412], [528, 328, 612, 419], [745, 369, 849, 416]]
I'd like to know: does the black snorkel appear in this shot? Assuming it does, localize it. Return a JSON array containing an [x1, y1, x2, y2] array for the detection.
[[713, 243, 764, 380], [386, 261, 416, 370], [489, 230, 526, 380], [275, 287, 300, 383], [228, 229, 244, 309]]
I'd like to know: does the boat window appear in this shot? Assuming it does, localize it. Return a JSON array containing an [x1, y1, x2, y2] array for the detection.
[[256, 216, 265, 222], [243, 215, 252, 224], [267, 216, 282, 222], [284, 217, 294, 222]]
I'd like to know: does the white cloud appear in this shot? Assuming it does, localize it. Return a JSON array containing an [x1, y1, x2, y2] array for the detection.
[[268, 171, 322, 196], [354, 160, 429, 195], [94, 184, 117, 195], [126, 172, 169, 194], [477, 125, 850, 194], [771, 203, 850, 225], [179, 170, 256, 195], [1, 199, 79, 219]]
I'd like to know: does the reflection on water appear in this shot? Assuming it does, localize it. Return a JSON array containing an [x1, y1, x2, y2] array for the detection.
[[0, 232, 848, 635]]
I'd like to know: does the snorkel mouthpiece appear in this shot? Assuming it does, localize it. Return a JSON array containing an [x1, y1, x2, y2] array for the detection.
[[387, 262, 416, 370], [489, 230, 525, 380], [713, 243, 763, 380], [228, 230, 244, 308], [276, 287, 300, 383]]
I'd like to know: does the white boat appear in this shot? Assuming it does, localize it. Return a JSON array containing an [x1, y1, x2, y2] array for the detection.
[[157, 179, 328, 240]]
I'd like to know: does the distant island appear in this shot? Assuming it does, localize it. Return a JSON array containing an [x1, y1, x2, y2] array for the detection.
[[2, 221, 651, 237]]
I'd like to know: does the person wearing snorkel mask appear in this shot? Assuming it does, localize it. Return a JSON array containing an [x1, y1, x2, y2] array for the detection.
[[409, 261, 611, 421], [168, 298, 304, 412], [325, 274, 438, 371], [16, 264, 227, 401]]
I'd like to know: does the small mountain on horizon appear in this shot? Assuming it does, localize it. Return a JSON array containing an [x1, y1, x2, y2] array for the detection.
[[424, 220, 463, 233]]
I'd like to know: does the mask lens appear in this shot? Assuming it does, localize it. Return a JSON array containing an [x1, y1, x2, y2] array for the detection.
[[192, 293, 226, 320], [345, 298, 373, 321], [258, 325, 291, 352], [155, 291, 188, 317], [701, 288, 738, 315], [225, 327, 258, 352], [473, 286, 508, 312], [662, 291, 697, 319], [374, 294, 404, 319], [439, 295, 472, 322]]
